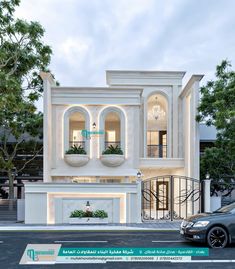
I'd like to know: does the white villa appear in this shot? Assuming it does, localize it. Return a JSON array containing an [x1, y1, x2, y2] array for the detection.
[[24, 70, 204, 224]]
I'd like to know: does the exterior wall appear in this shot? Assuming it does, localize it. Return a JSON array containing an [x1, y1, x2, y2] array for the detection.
[[24, 183, 141, 224], [51, 104, 140, 178], [26, 70, 204, 224], [25, 192, 47, 224], [39, 71, 203, 181], [179, 75, 202, 179]]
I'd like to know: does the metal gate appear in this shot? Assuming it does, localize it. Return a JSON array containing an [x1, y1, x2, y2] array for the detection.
[[142, 175, 201, 221]]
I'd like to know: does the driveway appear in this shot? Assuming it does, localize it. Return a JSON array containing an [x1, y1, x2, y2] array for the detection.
[[0, 231, 235, 269]]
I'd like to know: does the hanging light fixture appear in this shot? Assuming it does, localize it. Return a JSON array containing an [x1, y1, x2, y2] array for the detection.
[[148, 97, 166, 121]]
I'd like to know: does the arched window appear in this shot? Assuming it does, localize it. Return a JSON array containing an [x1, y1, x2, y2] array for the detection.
[[147, 94, 168, 158], [99, 107, 125, 155], [69, 112, 85, 148], [104, 112, 121, 149], [64, 107, 90, 154]]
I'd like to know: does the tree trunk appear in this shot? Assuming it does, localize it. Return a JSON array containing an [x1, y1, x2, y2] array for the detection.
[[8, 171, 15, 199], [7, 172, 15, 211]]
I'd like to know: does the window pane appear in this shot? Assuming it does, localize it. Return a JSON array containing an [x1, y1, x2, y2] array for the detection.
[[107, 130, 116, 141]]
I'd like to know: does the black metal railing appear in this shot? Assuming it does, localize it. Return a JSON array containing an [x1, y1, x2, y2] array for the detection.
[[147, 145, 167, 158], [142, 175, 201, 221], [104, 141, 121, 149], [69, 141, 85, 148]]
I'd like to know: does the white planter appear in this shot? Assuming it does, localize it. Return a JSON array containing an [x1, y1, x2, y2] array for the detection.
[[64, 154, 89, 167], [69, 217, 109, 224], [100, 154, 125, 167]]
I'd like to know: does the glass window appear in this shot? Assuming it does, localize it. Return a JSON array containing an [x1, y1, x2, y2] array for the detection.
[[105, 112, 120, 149], [69, 112, 85, 148], [147, 94, 167, 158]]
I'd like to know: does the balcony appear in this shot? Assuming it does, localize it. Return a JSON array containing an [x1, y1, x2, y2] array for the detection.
[[69, 140, 85, 148], [147, 144, 167, 158], [104, 141, 121, 149]]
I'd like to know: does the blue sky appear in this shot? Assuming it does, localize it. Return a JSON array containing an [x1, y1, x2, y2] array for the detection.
[[15, 0, 235, 111]]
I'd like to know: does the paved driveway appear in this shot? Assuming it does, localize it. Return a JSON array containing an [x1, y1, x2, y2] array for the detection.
[[0, 231, 235, 269]]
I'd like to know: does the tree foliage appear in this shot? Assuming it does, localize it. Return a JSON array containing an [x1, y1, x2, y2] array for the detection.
[[0, 0, 54, 199], [197, 60, 235, 181]]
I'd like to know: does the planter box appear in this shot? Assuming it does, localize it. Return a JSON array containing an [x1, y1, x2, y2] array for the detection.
[[100, 154, 125, 167], [69, 217, 109, 224], [64, 154, 89, 167]]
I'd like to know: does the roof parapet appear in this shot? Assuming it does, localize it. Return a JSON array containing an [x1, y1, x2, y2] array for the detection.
[[40, 72, 56, 86], [179, 74, 204, 98]]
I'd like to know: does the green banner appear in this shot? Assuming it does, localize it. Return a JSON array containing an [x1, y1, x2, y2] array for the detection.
[[59, 248, 209, 257]]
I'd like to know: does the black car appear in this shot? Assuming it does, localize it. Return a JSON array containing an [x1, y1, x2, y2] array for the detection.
[[180, 201, 235, 248]]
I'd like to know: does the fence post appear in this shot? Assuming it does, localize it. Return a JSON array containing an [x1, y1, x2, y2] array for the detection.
[[203, 179, 211, 213]]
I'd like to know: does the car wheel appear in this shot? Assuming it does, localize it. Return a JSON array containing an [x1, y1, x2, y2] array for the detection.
[[207, 226, 228, 248]]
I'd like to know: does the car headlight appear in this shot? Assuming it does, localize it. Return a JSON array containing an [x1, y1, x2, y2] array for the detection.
[[193, 221, 210, 227]]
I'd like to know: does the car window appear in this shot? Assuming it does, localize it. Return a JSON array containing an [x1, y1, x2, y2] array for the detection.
[[214, 202, 235, 213]]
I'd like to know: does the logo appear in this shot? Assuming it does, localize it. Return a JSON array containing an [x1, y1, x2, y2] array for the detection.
[[20, 244, 61, 264], [81, 129, 104, 139], [27, 248, 55, 261], [27, 249, 37, 261]]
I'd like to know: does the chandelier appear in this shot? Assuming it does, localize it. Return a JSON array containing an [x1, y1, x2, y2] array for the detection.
[[148, 97, 166, 121]]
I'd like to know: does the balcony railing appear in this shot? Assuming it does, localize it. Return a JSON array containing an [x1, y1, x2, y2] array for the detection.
[[104, 141, 121, 149], [147, 145, 167, 158], [69, 141, 85, 148]]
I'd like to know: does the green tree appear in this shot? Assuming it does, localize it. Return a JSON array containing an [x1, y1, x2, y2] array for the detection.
[[0, 0, 54, 199], [197, 60, 235, 182]]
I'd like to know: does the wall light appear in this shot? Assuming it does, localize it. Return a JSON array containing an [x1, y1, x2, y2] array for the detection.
[[86, 201, 91, 211]]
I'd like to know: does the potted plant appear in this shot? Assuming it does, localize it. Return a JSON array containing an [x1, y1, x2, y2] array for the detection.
[[69, 209, 108, 224], [64, 145, 89, 167], [100, 145, 125, 167]]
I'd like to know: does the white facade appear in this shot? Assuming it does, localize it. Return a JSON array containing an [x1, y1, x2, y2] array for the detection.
[[25, 70, 203, 224]]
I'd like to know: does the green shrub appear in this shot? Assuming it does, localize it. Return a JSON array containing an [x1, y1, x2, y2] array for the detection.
[[65, 145, 86, 154], [93, 210, 108, 219], [102, 145, 123, 155], [70, 209, 108, 218], [70, 210, 85, 218]]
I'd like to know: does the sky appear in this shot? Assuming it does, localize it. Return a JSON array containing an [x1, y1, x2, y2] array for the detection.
[[15, 0, 235, 111]]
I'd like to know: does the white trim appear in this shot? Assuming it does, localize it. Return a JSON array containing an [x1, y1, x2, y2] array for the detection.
[[50, 169, 138, 177], [63, 106, 90, 156], [179, 75, 204, 98], [51, 87, 142, 105], [24, 183, 138, 194], [106, 70, 186, 86], [140, 158, 184, 168], [99, 106, 126, 157], [145, 91, 171, 158]]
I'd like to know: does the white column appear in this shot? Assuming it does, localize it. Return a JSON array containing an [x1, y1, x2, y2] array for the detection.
[[40, 72, 55, 182], [172, 85, 179, 158], [203, 179, 211, 212], [136, 178, 142, 223], [143, 96, 147, 158]]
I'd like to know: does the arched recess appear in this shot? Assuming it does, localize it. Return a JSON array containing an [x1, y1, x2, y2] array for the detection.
[[63, 106, 90, 155], [99, 106, 126, 156], [146, 93, 169, 158]]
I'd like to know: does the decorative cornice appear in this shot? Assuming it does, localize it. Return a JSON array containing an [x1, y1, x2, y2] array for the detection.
[[140, 158, 184, 168], [179, 74, 204, 98], [51, 87, 143, 105], [106, 70, 186, 86], [40, 72, 56, 86]]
